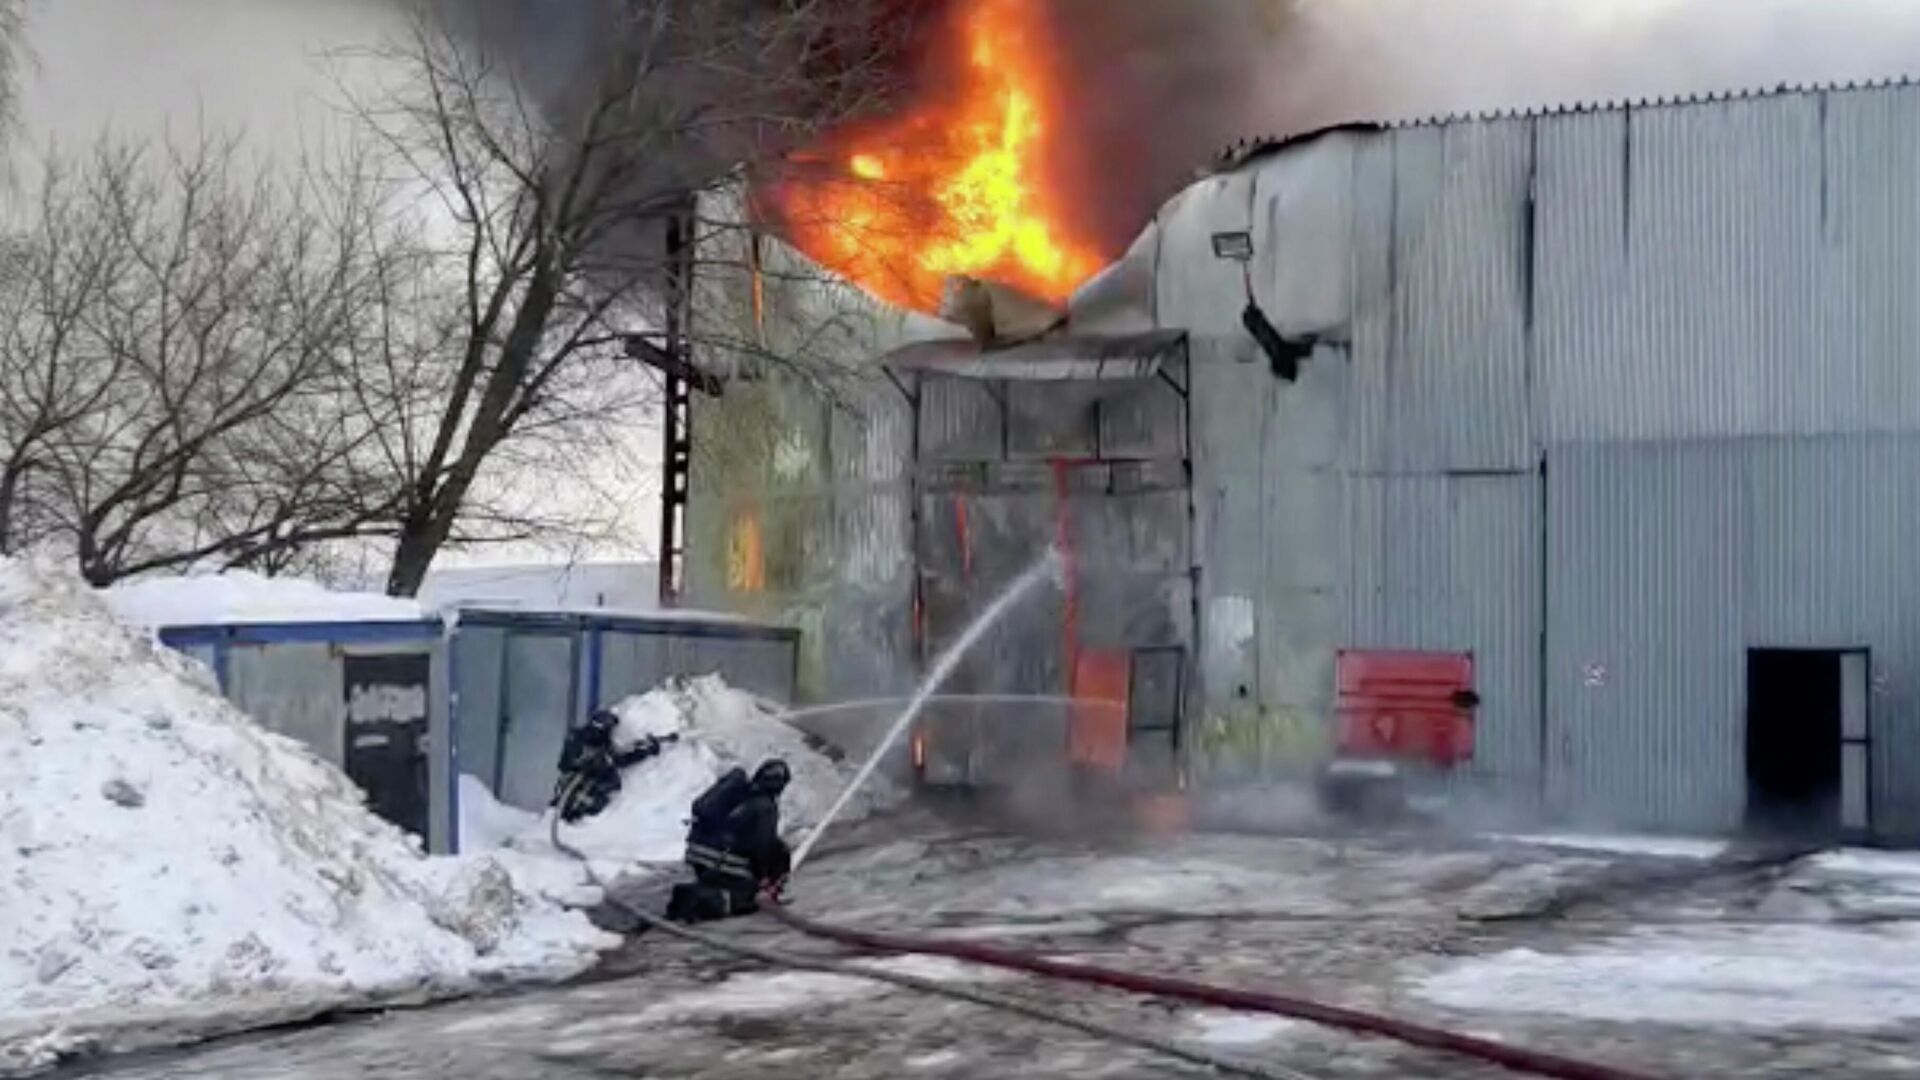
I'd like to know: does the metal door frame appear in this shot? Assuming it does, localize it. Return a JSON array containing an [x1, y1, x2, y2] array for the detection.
[[1839, 647, 1874, 837], [1743, 645, 1873, 837]]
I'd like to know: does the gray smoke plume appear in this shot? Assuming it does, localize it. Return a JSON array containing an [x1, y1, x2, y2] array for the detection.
[[1037, 0, 1920, 253]]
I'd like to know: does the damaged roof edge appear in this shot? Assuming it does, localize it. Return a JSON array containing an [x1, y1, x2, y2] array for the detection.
[[1211, 72, 1920, 174], [883, 330, 1188, 382]]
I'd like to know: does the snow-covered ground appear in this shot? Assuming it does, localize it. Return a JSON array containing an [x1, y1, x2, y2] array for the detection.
[[104, 571, 427, 627], [0, 558, 613, 1074], [1491, 832, 1728, 861], [1184, 1011, 1305, 1048], [458, 676, 901, 882], [1415, 922, 1920, 1029], [1417, 846, 1920, 1031]]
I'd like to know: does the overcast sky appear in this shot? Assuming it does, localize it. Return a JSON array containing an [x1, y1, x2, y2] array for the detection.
[[16, 0, 398, 160], [14, 0, 664, 574]]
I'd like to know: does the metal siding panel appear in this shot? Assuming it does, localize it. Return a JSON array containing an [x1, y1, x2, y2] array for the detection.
[[1346, 124, 1533, 472], [180, 643, 219, 682], [1006, 382, 1101, 458], [1343, 136, 1396, 475], [1341, 474, 1541, 792], [497, 633, 576, 810], [832, 380, 912, 484], [599, 630, 672, 704], [1099, 378, 1187, 460], [919, 376, 1003, 462], [452, 627, 505, 791], [227, 643, 343, 765], [1250, 134, 1356, 336], [1547, 442, 1746, 831], [1155, 172, 1263, 334], [428, 638, 452, 854], [1821, 90, 1920, 434], [1534, 110, 1629, 445], [1540, 97, 1824, 443], [1450, 476, 1543, 791]]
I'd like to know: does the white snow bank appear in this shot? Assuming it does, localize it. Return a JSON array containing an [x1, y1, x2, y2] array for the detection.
[[0, 557, 612, 1069], [1492, 833, 1727, 861], [104, 570, 426, 628], [1782, 848, 1920, 919], [459, 773, 541, 854], [1413, 924, 1920, 1030], [1810, 849, 1920, 880], [461, 676, 900, 875]]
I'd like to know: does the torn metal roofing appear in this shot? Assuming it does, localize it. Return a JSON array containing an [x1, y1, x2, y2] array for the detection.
[[884, 330, 1187, 383]]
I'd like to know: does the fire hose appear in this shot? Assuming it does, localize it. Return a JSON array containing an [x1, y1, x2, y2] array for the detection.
[[763, 903, 1663, 1080], [548, 770, 1657, 1079], [549, 818, 1323, 1080]]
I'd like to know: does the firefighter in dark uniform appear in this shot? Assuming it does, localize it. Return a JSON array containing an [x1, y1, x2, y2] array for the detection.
[[552, 710, 669, 823], [667, 759, 792, 922]]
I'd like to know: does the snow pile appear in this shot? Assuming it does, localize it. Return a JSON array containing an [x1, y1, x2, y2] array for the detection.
[[1766, 848, 1920, 921], [104, 570, 427, 628], [462, 676, 900, 874], [0, 558, 612, 1067]]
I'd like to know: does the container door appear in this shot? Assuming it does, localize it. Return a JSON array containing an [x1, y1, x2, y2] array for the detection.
[[343, 653, 432, 840], [497, 632, 579, 810]]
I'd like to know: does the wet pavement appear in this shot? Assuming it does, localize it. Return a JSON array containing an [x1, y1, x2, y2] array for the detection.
[[45, 815, 1920, 1079]]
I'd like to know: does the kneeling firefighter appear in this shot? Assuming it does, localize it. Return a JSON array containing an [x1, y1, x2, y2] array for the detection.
[[667, 759, 792, 923], [552, 710, 673, 824]]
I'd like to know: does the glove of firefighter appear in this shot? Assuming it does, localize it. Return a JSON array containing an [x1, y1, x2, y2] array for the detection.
[[762, 875, 790, 904]]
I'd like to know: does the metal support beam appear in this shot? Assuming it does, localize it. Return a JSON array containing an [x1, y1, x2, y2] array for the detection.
[[657, 210, 696, 609]]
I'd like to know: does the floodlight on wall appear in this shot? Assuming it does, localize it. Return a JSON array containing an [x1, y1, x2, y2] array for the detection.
[[1212, 231, 1255, 262]]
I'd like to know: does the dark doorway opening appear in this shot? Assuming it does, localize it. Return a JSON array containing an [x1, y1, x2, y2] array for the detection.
[[1746, 649, 1854, 836], [344, 653, 433, 841]]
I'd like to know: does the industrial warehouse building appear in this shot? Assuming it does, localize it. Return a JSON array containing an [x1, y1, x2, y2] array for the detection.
[[685, 77, 1920, 843]]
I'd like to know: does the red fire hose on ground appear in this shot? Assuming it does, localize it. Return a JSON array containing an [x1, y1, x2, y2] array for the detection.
[[765, 901, 1663, 1080]]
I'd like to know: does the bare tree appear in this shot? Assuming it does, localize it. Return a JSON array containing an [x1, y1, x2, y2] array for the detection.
[[338, 0, 916, 596], [0, 134, 386, 584], [0, 152, 126, 554]]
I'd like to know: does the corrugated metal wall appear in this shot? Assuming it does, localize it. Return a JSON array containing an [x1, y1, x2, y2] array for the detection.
[[1547, 436, 1920, 834], [1171, 81, 1920, 834]]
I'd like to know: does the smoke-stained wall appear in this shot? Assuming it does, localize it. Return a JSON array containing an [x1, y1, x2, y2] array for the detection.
[[684, 188, 960, 706]]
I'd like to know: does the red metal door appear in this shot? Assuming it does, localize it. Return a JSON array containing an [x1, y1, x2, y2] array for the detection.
[[1334, 650, 1476, 767], [1069, 649, 1131, 775]]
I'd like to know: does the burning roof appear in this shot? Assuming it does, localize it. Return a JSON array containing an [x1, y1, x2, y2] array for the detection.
[[761, 0, 1108, 314]]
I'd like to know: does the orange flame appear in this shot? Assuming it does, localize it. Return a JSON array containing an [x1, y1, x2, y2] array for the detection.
[[768, 0, 1106, 313]]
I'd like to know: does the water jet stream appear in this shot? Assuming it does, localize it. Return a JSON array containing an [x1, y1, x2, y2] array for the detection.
[[790, 551, 1061, 872]]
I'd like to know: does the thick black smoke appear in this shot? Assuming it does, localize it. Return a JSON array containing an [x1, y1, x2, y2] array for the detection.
[[1039, 0, 1296, 255], [443, 0, 1920, 260]]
